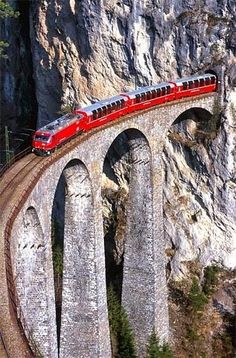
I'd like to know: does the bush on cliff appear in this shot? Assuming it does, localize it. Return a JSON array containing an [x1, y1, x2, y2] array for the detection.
[[107, 286, 137, 358], [146, 330, 173, 358]]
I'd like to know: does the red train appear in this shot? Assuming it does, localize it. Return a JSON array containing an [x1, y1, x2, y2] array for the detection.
[[32, 73, 217, 156]]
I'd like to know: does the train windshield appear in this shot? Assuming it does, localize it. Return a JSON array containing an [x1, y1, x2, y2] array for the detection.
[[35, 134, 51, 143]]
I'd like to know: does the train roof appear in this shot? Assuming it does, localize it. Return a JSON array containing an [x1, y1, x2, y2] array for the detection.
[[78, 95, 128, 115], [126, 82, 174, 98], [37, 113, 83, 134]]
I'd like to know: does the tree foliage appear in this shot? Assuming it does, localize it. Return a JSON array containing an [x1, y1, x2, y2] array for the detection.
[[0, 0, 19, 58], [202, 265, 220, 297], [107, 286, 137, 358], [146, 330, 173, 358], [0, 1, 19, 18], [188, 277, 208, 313]]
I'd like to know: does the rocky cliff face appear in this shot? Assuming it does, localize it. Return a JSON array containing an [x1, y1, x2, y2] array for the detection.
[[1, 0, 236, 351]]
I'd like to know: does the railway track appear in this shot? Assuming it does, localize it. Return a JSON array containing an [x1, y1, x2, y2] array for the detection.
[[0, 155, 44, 212]]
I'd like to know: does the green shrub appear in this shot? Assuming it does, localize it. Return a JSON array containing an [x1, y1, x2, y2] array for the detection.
[[118, 307, 137, 358], [203, 266, 220, 297], [188, 277, 208, 313], [107, 286, 137, 358], [146, 330, 173, 358], [0, 1, 19, 58]]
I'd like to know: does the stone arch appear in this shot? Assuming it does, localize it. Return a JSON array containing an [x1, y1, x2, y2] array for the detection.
[[173, 107, 213, 125], [162, 104, 219, 280], [59, 159, 100, 357], [13, 206, 57, 357], [51, 169, 66, 348], [102, 128, 154, 355]]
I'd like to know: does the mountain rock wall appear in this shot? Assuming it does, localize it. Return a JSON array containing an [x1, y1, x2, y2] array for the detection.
[[1, 0, 236, 126]]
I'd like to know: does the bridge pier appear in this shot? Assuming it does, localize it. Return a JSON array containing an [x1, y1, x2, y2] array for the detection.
[[11, 206, 58, 357], [122, 133, 169, 356], [60, 160, 111, 358]]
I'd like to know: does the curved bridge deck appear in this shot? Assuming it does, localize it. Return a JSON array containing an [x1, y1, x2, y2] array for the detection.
[[0, 93, 218, 356]]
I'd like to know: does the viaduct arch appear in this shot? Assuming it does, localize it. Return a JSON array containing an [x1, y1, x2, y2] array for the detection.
[[0, 93, 218, 357]]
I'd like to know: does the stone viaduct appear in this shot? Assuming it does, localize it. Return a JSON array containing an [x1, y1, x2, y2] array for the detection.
[[0, 93, 218, 357]]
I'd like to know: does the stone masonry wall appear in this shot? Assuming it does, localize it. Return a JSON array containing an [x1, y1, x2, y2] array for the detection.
[[59, 160, 101, 357], [121, 131, 155, 356], [9, 94, 217, 357]]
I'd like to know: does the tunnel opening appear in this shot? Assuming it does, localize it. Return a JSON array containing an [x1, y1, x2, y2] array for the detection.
[[51, 174, 66, 350]]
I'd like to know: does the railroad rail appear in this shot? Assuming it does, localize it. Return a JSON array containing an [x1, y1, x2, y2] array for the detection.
[[0, 147, 32, 179]]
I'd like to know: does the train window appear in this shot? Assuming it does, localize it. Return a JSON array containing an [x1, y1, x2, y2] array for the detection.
[[167, 86, 171, 94], [183, 82, 188, 90], [35, 135, 51, 142], [97, 108, 102, 118], [205, 77, 210, 85], [121, 99, 125, 107], [210, 76, 215, 84], [147, 91, 151, 100], [189, 81, 193, 89], [200, 78, 204, 86], [151, 90, 156, 98], [194, 80, 199, 88], [92, 110, 97, 120], [102, 106, 106, 116], [156, 89, 161, 97], [107, 104, 112, 114], [141, 93, 145, 101], [135, 94, 141, 103], [161, 88, 166, 96]]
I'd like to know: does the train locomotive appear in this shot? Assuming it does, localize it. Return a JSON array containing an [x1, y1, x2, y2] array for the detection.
[[32, 73, 217, 156]]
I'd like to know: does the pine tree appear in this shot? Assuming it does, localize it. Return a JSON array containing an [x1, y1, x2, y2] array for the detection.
[[107, 285, 121, 335], [117, 306, 137, 358], [146, 330, 173, 358], [107, 286, 137, 358], [189, 277, 208, 313], [147, 330, 161, 357], [161, 342, 173, 358]]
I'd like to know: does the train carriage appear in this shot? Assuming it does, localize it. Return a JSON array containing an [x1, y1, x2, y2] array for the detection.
[[123, 82, 176, 113], [74, 95, 129, 130], [32, 73, 218, 156], [174, 73, 217, 99]]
